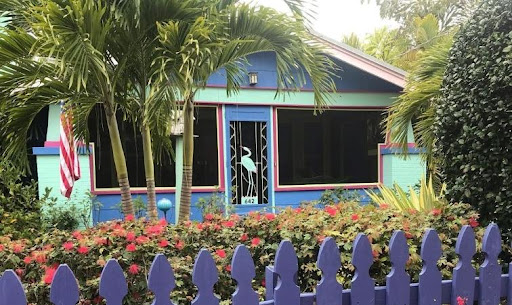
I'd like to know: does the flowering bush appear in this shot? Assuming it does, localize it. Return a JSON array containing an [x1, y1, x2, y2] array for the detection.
[[0, 202, 492, 305]]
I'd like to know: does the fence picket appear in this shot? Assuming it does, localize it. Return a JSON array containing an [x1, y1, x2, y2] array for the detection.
[[351, 233, 375, 305], [148, 254, 176, 305], [451, 225, 476, 305], [479, 223, 501, 305], [316, 237, 343, 305], [386, 230, 410, 305], [192, 249, 219, 305], [50, 264, 79, 305], [419, 229, 442, 305], [274, 240, 300, 305], [0, 270, 27, 305], [99, 259, 127, 305], [231, 245, 258, 305]]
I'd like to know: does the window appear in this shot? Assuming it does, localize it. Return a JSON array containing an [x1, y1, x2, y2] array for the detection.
[[89, 106, 219, 188], [277, 108, 384, 185]]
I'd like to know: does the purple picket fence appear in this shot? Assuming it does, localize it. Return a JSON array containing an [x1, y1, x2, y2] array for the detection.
[[0, 223, 509, 305]]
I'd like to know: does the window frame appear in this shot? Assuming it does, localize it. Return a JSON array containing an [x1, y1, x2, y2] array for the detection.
[[90, 105, 224, 194], [273, 106, 387, 191]]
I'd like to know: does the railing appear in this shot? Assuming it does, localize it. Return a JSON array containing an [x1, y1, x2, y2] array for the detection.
[[0, 224, 509, 305]]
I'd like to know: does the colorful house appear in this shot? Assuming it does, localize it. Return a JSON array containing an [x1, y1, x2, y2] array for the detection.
[[32, 32, 424, 223]]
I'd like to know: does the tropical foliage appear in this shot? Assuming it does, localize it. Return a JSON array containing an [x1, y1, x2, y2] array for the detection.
[[434, 0, 512, 240], [366, 177, 446, 212], [0, 201, 484, 304]]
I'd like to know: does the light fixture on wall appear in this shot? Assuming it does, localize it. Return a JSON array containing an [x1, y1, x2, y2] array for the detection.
[[248, 72, 258, 85]]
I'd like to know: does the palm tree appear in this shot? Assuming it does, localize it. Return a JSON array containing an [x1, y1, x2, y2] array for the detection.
[[155, 2, 337, 221], [0, 0, 137, 215]]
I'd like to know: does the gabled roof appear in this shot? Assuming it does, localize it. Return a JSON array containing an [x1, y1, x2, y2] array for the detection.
[[311, 30, 407, 88]]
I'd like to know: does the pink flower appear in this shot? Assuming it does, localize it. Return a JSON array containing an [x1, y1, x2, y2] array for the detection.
[[125, 214, 135, 221], [457, 296, 467, 305], [225, 265, 232, 272], [135, 235, 149, 244], [126, 231, 136, 242], [34, 252, 47, 264], [62, 242, 74, 251], [159, 218, 167, 225], [126, 243, 137, 252], [351, 214, 359, 221], [216, 249, 226, 258], [158, 240, 169, 248], [265, 213, 276, 221], [43, 266, 57, 285], [197, 223, 204, 231], [469, 217, 479, 228], [325, 206, 337, 216], [175, 240, 185, 250], [251, 237, 261, 246], [405, 232, 413, 239], [431, 209, 442, 216], [240, 233, 248, 241], [12, 243, 24, 253], [380, 203, 389, 209], [0, 244, 4, 252], [77, 246, 89, 254], [205, 214, 214, 221], [94, 237, 108, 246], [72, 231, 83, 240], [294, 207, 303, 213], [15, 268, 24, 278], [128, 264, 140, 275], [23, 256, 32, 264], [222, 220, 235, 228]]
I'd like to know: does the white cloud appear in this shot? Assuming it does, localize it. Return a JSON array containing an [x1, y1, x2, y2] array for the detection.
[[249, 0, 399, 40]]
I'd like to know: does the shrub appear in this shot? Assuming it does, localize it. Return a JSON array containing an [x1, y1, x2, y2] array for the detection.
[[0, 160, 49, 239], [434, 0, 512, 240], [0, 202, 488, 305]]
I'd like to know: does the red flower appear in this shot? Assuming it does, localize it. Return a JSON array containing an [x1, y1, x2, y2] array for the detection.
[[372, 250, 379, 258], [222, 220, 235, 228], [457, 296, 467, 305], [72, 231, 83, 240], [0, 244, 4, 252], [23, 256, 32, 264], [34, 252, 47, 264], [128, 264, 140, 275], [146, 225, 165, 236], [351, 214, 359, 221], [380, 203, 389, 209], [197, 223, 204, 231], [94, 237, 108, 246], [62, 242, 74, 251], [294, 207, 303, 213], [316, 235, 326, 244], [432, 209, 442, 216], [125, 214, 135, 221], [175, 240, 185, 250], [325, 206, 337, 216], [265, 213, 276, 221], [126, 243, 137, 252], [214, 224, 221, 231], [159, 218, 167, 225], [12, 243, 24, 253], [225, 265, 232, 272], [405, 232, 413, 239], [77, 246, 89, 254], [216, 249, 226, 258], [158, 240, 169, 248], [93, 296, 104, 304], [205, 213, 214, 221], [43, 266, 57, 285], [15, 268, 24, 278], [240, 233, 248, 242], [469, 217, 479, 228], [126, 231, 136, 242], [135, 235, 149, 244], [251, 237, 261, 246]]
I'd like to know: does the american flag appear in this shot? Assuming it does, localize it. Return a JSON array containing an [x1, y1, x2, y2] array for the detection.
[[60, 103, 80, 198]]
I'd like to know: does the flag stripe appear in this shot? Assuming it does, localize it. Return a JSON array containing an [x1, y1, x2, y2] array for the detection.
[[60, 105, 80, 198]]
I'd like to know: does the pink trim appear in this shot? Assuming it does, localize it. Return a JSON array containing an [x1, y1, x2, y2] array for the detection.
[[44, 141, 60, 147], [380, 143, 417, 148], [195, 100, 388, 109], [93, 187, 220, 195], [272, 108, 279, 190], [379, 144, 384, 183], [204, 84, 398, 94], [276, 183, 380, 191], [315, 36, 406, 88], [217, 107, 226, 189]]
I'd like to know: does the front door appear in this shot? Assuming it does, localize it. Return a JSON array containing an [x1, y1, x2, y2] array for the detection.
[[229, 121, 269, 205]]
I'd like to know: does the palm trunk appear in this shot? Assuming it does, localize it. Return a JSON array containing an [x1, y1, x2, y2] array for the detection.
[[178, 96, 194, 222], [142, 124, 158, 221], [104, 105, 134, 216]]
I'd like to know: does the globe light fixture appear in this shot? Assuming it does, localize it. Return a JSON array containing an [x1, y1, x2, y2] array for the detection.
[[157, 198, 173, 221]]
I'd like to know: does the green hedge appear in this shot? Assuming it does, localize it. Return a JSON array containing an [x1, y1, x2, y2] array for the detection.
[[434, 0, 512, 240]]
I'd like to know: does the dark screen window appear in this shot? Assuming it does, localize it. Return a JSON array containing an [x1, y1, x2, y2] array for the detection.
[[89, 106, 219, 188], [277, 109, 384, 185]]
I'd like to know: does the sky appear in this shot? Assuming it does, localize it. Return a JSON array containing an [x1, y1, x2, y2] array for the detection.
[[250, 0, 398, 41]]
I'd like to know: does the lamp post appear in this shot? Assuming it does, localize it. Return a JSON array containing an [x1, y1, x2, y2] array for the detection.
[[157, 198, 173, 221]]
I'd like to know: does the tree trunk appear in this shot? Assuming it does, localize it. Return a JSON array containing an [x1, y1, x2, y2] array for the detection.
[[104, 105, 134, 216], [142, 124, 158, 221], [178, 96, 194, 222]]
